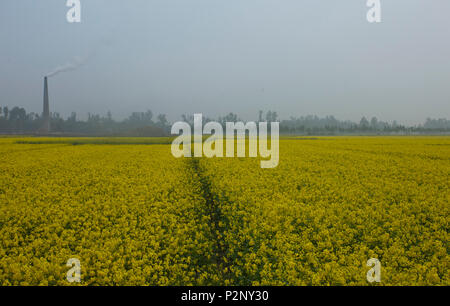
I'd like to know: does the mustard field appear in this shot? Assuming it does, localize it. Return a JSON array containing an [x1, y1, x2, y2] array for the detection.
[[0, 137, 448, 285]]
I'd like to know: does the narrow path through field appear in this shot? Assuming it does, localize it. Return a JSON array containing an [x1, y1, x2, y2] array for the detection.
[[187, 158, 233, 285]]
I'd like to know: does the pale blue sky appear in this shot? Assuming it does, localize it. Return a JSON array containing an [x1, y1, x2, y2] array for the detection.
[[0, 0, 449, 124]]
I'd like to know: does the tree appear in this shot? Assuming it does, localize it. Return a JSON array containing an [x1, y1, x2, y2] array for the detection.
[[3, 107, 8, 120], [370, 117, 378, 129], [69, 112, 77, 122], [144, 110, 153, 122], [359, 117, 369, 129], [258, 110, 263, 122], [156, 114, 168, 128], [221, 112, 238, 123], [273, 111, 278, 122], [9, 107, 26, 121], [266, 111, 278, 122]]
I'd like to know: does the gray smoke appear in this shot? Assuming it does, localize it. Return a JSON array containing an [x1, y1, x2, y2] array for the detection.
[[46, 55, 89, 78]]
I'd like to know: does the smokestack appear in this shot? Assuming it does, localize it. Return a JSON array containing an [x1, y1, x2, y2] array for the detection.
[[42, 76, 50, 133]]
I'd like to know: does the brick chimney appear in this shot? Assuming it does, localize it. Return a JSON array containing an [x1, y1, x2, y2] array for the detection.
[[42, 76, 50, 133]]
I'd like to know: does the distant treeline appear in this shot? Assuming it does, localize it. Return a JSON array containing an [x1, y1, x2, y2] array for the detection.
[[280, 115, 450, 135], [0, 106, 449, 136], [0, 107, 169, 136]]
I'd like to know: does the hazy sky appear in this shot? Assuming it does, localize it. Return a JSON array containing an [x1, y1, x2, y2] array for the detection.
[[1, 0, 449, 124]]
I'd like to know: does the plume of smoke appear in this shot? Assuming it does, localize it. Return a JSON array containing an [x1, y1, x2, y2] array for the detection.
[[45, 30, 116, 78], [46, 55, 89, 78]]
